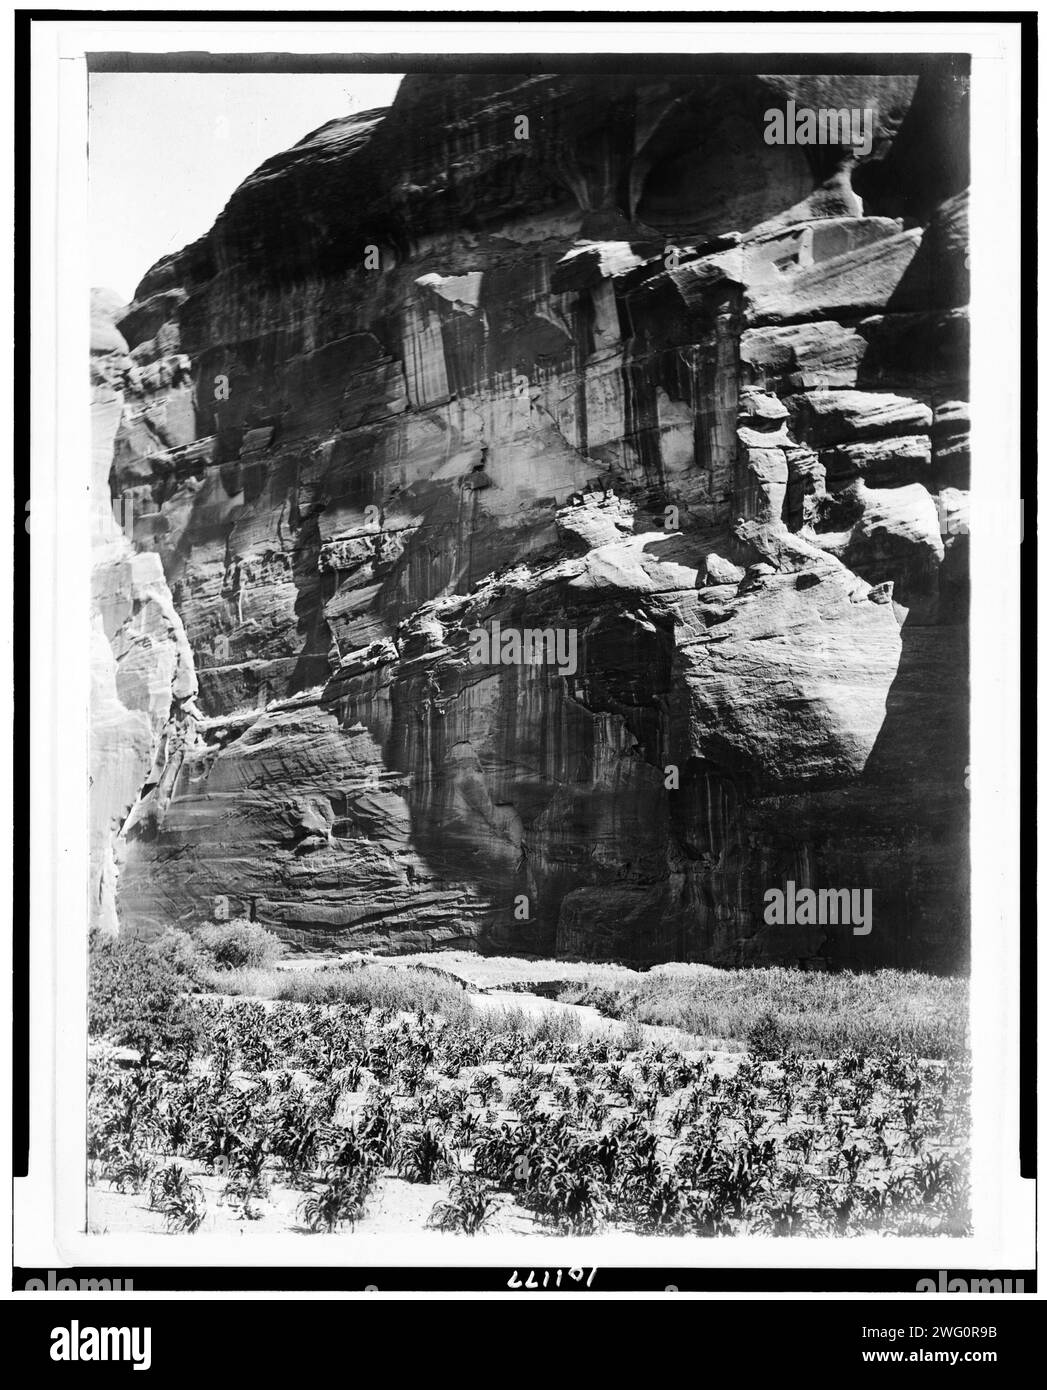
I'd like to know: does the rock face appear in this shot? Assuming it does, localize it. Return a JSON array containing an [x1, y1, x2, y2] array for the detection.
[[92, 68, 970, 969], [90, 291, 201, 935]]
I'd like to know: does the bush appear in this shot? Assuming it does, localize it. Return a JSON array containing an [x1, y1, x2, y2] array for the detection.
[[153, 929, 201, 979], [88, 933, 198, 1052], [746, 1010, 790, 1062], [194, 919, 287, 971]]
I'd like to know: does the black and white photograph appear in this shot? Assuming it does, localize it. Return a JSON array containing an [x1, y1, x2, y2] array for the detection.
[[12, 8, 1035, 1328]]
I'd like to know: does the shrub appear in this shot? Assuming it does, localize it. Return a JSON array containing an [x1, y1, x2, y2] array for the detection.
[[194, 919, 287, 971], [88, 933, 199, 1052], [746, 1011, 791, 1062], [153, 929, 201, 979]]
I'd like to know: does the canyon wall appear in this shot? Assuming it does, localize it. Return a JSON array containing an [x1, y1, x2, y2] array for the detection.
[[91, 69, 970, 967]]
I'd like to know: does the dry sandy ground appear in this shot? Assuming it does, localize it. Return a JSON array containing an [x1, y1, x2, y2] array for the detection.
[[88, 1172, 539, 1237]]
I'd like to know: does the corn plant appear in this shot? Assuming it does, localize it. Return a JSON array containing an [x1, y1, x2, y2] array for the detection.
[[470, 1071, 501, 1107], [222, 1169, 270, 1221], [298, 1167, 372, 1233], [102, 1147, 155, 1194], [396, 1125, 452, 1184], [784, 1125, 818, 1165], [452, 1112, 480, 1151], [427, 1176, 495, 1235], [149, 1164, 205, 1233], [532, 1165, 608, 1235]]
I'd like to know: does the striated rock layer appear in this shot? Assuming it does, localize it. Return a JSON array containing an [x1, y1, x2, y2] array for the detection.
[[92, 69, 970, 968]]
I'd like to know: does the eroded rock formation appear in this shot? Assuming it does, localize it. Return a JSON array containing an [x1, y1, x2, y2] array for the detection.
[[91, 68, 970, 967]]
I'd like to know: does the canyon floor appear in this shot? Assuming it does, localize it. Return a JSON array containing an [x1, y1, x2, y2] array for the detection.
[[87, 943, 969, 1240]]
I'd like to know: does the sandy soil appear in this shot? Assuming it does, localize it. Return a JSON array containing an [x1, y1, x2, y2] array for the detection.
[[87, 1171, 540, 1238]]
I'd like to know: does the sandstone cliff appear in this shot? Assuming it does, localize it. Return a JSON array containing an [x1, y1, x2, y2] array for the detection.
[[91, 68, 970, 968]]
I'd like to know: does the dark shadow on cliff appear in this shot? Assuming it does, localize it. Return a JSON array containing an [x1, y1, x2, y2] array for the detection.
[[850, 612, 969, 973]]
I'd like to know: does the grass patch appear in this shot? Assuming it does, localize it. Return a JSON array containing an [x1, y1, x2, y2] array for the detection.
[[559, 966, 967, 1059], [469, 1003, 584, 1046], [196, 961, 474, 1021]]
